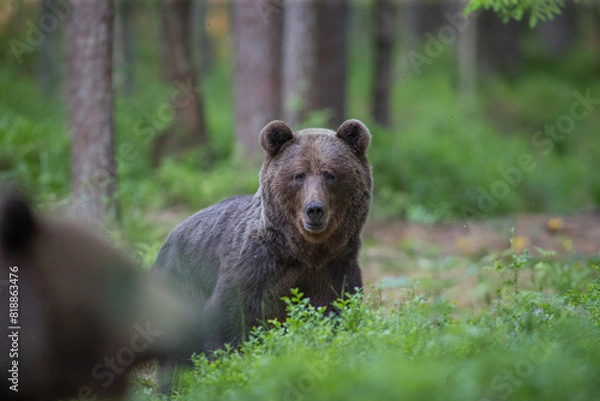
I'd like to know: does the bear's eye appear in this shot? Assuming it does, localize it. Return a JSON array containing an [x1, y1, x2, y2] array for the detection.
[[293, 173, 306, 183], [324, 171, 336, 183]]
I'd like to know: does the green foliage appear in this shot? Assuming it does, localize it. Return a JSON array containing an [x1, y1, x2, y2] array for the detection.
[[465, 0, 574, 27], [154, 156, 258, 211], [0, 67, 69, 201], [565, 265, 600, 326], [364, 68, 600, 220], [0, 110, 69, 198], [368, 77, 528, 219], [126, 254, 600, 401], [2, 3, 600, 228]]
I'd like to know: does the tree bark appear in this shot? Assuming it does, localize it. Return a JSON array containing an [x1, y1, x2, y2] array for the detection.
[[537, 2, 578, 57], [409, 0, 448, 38], [116, 0, 135, 95], [155, 0, 208, 165], [282, 0, 319, 129], [235, 0, 283, 158], [588, 6, 600, 62], [399, 0, 454, 79], [316, 0, 348, 127], [66, 0, 117, 223], [372, 0, 396, 127], [477, 10, 522, 78], [38, 0, 61, 95], [455, 0, 478, 99], [194, 0, 214, 76]]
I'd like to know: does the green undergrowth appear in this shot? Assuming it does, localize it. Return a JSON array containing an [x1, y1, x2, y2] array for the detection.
[[126, 238, 600, 401], [126, 256, 600, 401]]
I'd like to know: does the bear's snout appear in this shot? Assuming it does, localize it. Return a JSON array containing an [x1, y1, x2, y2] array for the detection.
[[306, 201, 325, 221], [303, 201, 328, 233]]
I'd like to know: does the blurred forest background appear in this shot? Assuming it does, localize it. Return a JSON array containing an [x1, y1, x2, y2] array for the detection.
[[5, 3, 600, 399], [1, 0, 600, 251]]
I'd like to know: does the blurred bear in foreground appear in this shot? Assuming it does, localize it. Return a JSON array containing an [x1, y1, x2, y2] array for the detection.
[[0, 191, 203, 401]]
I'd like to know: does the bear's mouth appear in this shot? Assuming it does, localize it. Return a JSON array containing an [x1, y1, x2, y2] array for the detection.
[[303, 221, 327, 234]]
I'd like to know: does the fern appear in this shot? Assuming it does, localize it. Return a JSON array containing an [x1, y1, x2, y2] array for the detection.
[[465, 0, 578, 27]]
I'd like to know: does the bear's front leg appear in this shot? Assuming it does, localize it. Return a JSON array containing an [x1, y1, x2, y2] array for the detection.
[[202, 275, 271, 351]]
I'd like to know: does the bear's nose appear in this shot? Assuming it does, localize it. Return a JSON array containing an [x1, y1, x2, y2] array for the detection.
[[305, 201, 325, 222]]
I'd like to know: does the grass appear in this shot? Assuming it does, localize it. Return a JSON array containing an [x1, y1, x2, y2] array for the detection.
[[124, 248, 600, 401]]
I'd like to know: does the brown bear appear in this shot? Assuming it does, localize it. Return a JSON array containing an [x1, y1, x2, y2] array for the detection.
[[0, 191, 204, 401], [152, 119, 372, 357]]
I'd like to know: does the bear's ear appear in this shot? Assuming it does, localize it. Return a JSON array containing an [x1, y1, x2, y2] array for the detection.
[[260, 120, 294, 157], [0, 192, 37, 252], [336, 119, 371, 157]]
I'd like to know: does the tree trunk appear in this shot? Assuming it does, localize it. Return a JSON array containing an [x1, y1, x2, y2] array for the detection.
[[587, 6, 600, 62], [316, 0, 348, 127], [194, 0, 214, 76], [234, 0, 283, 158], [155, 0, 208, 165], [282, 0, 319, 129], [478, 10, 522, 78], [397, 0, 451, 79], [66, 0, 117, 223], [372, 0, 397, 127], [410, 0, 448, 38], [38, 0, 61, 95], [537, 2, 578, 57], [115, 0, 135, 95], [455, 0, 478, 99]]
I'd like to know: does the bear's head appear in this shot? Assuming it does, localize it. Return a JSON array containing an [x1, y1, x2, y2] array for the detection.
[[0, 191, 202, 401], [259, 119, 372, 245]]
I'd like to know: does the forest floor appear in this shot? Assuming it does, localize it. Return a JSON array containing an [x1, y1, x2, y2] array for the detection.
[[153, 208, 600, 311], [140, 210, 600, 396], [360, 212, 600, 309], [364, 212, 600, 258]]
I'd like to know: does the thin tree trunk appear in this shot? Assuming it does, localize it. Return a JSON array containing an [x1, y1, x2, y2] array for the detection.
[[587, 6, 600, 62], [194, 0, 214, 76], [372, 0, 396, 127], [38, 0, 60, 94], [478, 10, 522, 77], [235, 0, 283, 158], [116, 0, 135, 95], [537, 2, 578, 57], [282, 0, 319, 129], [67, 0, 117, 223], [410, 0, 448, 38], [396, 1, 417, 78], [456, 1, 478, 99], [155, 0, 208, 165], [399, 0, 454, 79], [316, 0, 348, 127], [400, 1, 419, 49]]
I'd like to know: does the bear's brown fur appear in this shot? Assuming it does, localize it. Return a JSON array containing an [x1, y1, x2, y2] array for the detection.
[[152, 119, 372, 357], [0, 192, 202, 401]]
